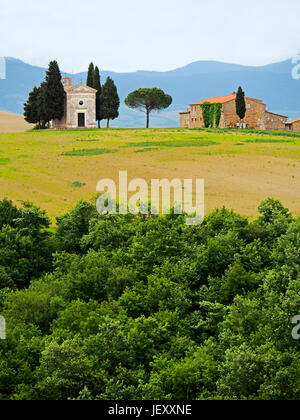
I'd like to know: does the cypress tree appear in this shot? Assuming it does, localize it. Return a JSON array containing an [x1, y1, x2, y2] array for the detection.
[[24, 83, 50, 129], [101, 77, 120, 128], [235, 86, 246, 129], [24, 86, 40, 127], [37, 82, 50, 129], [87, 62, 94, 88], [44, 61, 65, 122], [93, 66, 103, 128]]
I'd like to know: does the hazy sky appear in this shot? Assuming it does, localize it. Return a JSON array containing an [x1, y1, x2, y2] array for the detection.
[[1, 0, 300, 73]]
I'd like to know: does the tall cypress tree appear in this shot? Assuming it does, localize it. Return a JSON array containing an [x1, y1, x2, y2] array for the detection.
[[101, 77, 120, 128], [235, 86, 246, 129], [93, 66, 103, 128], [87, 62, 94, 88], [44, 61, 65, 122]]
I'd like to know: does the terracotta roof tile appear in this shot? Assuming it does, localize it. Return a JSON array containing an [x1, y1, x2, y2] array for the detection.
[[190, 93, 264, 106], [191, 94, 236, 105]]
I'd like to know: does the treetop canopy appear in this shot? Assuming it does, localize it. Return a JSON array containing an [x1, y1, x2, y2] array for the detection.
[[125, 88, 172, 113]]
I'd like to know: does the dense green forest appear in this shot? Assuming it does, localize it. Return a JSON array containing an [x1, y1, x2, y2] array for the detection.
[[0, 197, 299, 400]]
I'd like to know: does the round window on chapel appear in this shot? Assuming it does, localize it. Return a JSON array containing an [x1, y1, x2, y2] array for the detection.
[[79, 100, 84, 106]]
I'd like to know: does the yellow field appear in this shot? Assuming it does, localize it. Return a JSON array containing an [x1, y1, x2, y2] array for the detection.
[[0, 111, 34, 133], [0, 127, 299, 222]]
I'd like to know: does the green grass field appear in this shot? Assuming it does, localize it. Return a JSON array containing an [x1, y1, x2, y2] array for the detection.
[[0, 127, 299, 222]]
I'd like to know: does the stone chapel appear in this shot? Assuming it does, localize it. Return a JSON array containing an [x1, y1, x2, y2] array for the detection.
[[53, 77, 97, 129]]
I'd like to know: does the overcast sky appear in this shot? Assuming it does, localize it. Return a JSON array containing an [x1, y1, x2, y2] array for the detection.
[[1, 0, 300, 73]]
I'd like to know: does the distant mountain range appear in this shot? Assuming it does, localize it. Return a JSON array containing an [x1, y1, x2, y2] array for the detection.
[[0, 57, 299, 127]]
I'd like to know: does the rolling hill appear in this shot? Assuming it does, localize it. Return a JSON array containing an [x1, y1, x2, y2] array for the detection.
[[0, 111, 33, 132], [0, 57, 299, 127]]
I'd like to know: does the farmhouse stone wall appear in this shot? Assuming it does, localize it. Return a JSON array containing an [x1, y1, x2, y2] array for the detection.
[[286, 119, 300, 132], [223, 98, 266, 129], [265, 112, 287, 131], [186, 98, 267, 129], [180, 111, 190, 128], [292, 120, 300, 132], [180, 94, 288, 131], [189, 105, 204, 128]]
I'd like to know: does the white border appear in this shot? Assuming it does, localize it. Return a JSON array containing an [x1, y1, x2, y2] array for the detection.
[[0, 57, 6, 80]]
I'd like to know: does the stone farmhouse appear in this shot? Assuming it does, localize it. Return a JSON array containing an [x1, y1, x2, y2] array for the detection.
[[285, 118, 300, 132], [180, 92, 289, 130], [53, 78, 97, 129]]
